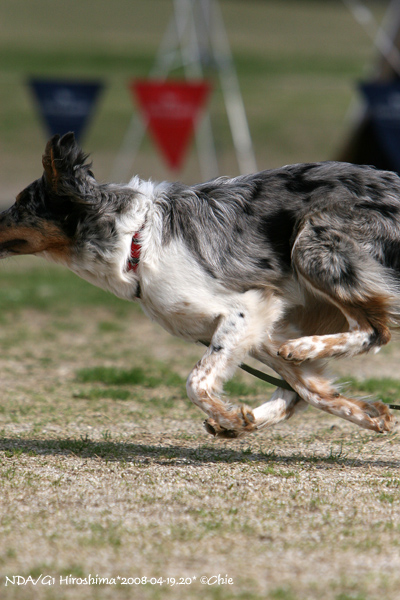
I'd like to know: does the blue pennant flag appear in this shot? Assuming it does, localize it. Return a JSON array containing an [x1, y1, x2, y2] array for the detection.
[[360, 81, 400, 173], [29, 78, 104, 142]]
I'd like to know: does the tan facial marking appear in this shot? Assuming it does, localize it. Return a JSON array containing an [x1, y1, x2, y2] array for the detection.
[[0, 222, 72, 261]]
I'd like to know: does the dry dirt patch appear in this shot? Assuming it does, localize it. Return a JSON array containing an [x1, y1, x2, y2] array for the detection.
[[0, 268, 400, 600]]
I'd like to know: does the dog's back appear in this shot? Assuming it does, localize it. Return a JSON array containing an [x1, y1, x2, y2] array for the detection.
[[155, 163, 400, 313]]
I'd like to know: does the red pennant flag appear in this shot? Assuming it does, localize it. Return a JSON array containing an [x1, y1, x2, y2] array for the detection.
[[131, 80, 211, 170]]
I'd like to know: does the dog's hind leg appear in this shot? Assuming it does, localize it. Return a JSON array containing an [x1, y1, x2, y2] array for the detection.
[[258, 351, 396, 433], [186, 312, 260, 439], [278, 221, 394, 363]]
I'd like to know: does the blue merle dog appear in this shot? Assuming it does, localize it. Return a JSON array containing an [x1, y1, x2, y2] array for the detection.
[[0, 133, 399, 437]]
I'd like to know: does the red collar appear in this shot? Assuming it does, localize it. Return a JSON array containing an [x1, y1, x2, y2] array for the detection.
[[127, 225, 144, 273]]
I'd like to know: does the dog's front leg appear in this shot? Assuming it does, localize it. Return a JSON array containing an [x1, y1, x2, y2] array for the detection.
[[186, 313, 257, 439]]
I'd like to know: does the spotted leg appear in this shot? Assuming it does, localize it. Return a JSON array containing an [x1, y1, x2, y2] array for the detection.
[[278, 221, 392, 363], [186, 312, 258, 439], [263, 351, 396, 433], [253, 387, 308, 429]]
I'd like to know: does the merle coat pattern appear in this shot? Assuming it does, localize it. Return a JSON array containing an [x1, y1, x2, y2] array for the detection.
[[1, 133, 399, 437]]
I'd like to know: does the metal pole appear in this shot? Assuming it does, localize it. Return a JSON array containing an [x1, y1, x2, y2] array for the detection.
[[173, 0, 219, 180], [205, 0, 257, 174], [342, 0, 400, 77]]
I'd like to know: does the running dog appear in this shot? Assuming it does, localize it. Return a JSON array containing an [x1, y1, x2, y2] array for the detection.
[[1, 132, 399, 438]]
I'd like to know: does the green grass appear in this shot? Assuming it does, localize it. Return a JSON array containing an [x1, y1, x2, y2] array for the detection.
[[73, 388, 132, 401], [76, 365, 185, 388], [0, 47, 154, 77], [342, 377, 400, 406], [0, 258, 136, 316]]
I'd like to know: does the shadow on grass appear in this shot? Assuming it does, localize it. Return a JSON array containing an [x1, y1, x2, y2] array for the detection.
[[1, 436, 399, 469]]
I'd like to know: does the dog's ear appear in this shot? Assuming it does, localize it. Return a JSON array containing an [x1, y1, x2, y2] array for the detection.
[[42, 133, 92, 193]]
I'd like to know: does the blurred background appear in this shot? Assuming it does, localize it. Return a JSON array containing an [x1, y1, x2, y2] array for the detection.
[[0, 0, 394, 206]]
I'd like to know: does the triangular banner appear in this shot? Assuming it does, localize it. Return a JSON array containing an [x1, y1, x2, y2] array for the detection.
[[29, 78, 104, 142], [131, 79, 211, 170], [360, 81, 400, 173]]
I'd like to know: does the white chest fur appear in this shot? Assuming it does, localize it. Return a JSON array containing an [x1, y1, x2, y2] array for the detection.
[[139, 238, 227, 340], [139, 238, 284, 345]]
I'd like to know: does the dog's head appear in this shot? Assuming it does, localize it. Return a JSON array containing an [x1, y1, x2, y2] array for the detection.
[[0, 133, 127, 264]]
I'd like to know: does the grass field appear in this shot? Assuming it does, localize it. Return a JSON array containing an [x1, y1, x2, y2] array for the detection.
[[1, 258, 400, 600], [2, 1, 400, 599]]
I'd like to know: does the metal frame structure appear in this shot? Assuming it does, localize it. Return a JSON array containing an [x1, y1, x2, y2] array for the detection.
[[111, 0, 257, 182]]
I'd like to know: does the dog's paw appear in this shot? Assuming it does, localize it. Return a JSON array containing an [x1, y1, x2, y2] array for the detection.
[[278, 337, 319, 363], [204, 406, 257, 439], [366, 401, 397, 433], [204, 418, 240, 438]]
